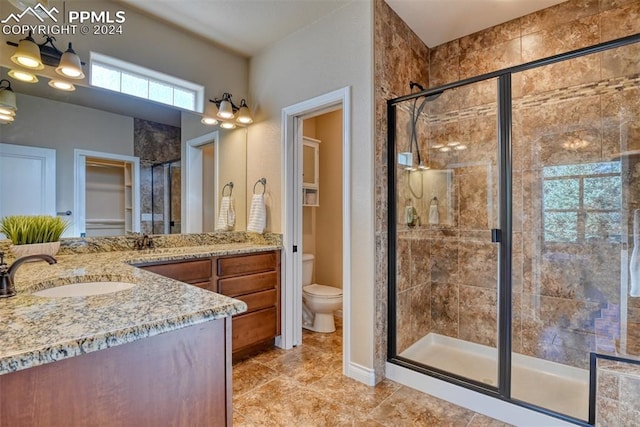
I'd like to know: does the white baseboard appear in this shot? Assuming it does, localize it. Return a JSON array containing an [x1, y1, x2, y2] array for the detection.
[[385, 362, 577, 427], [346, 361, 376, 386]]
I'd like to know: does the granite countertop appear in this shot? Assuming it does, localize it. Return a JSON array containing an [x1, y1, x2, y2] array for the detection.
[[0, 242, 281, 375]]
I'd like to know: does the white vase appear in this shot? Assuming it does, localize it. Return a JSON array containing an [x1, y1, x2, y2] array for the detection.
[[10, 241, 60, 260]]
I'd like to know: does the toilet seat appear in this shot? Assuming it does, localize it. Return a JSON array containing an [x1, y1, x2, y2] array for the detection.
[[303, 284, 342, 298]]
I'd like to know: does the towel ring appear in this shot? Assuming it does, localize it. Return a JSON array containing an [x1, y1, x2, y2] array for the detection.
[[253, 178, 267, 195], [222, 182, 234, 197]]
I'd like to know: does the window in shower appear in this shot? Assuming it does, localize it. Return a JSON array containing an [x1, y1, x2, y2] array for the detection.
[[542, 162, 622, 243]]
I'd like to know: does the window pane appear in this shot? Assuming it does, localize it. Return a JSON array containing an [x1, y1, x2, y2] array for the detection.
[[584, 176, 621, 210], [544, 178, 579, 209], [121, 72, 148, 98], [149, 80, 173, 105], [173, 88, 195, 110], [543, 162, 621, 178], [544, 212, 578, 242], [585, 212, 621, 241], [91, 64, 120, 91]]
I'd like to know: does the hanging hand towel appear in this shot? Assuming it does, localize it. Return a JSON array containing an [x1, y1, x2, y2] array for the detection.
[[215, 196, 236, 231], [247, 193, 267, 233]]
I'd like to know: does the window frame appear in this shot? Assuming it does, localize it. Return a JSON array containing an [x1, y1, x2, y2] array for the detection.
[[89, 52, 204, 113]]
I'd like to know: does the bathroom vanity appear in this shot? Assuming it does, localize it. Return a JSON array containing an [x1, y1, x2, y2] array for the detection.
[[0, 240, 281, 426]]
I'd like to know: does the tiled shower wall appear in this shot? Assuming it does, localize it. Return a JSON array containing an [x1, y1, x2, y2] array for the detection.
[[374, 0, 429, 379], [133, 119, 181, 234], [374, 0, 640, 379]]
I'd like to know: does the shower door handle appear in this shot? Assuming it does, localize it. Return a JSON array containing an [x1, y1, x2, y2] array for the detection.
[[491, 229, 502, 243]]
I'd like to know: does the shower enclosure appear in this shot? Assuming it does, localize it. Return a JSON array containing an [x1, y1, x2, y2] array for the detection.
[[140, 159, 181, 234], [387, 34, 640, 425]]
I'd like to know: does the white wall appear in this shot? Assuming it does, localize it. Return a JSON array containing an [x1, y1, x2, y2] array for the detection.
[[0, 93, 133, 225], [249, 1, 375, 375], [0, 0, 249, 105]]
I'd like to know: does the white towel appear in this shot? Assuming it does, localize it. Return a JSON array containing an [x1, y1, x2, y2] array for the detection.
[[216, 196, 236, 231], [247, 194, 266, 233]]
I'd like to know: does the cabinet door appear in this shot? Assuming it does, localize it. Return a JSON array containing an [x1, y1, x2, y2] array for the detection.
[[303, 143, 317, 186], [140, 259, 214, 291]]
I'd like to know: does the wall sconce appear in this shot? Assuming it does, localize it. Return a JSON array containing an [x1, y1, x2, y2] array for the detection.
[[7, 69, 38, 83], [201, 102, 219, 126], [206, 92, 253, 126], [0, 79, 17, 124], [7, 31, 84, 91]]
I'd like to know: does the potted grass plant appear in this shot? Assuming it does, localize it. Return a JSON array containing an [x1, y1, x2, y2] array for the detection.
[[0, 215, 69, 258]]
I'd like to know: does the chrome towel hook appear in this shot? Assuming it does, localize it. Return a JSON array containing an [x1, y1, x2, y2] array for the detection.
[[222, 182, 234, 197], [253, 177, 266, 195]]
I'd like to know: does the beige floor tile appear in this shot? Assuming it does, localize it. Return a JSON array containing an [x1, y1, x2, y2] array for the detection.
[[368, 386, 476, 426], [235, 376, 355, 426], [233, 358, 280, 397], [467, 413, 514, 426], [232, 320, 507, 426]]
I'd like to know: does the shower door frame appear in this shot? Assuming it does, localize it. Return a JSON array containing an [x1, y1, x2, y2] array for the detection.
[[386, 32, 640, 427]]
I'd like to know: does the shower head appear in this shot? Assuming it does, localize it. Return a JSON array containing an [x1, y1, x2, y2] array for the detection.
[[409, 81, 443, 102]]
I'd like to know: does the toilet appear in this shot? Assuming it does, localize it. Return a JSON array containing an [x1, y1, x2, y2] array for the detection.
[[302, 253, 343, 333]]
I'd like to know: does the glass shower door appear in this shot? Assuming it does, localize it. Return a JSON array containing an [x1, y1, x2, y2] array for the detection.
[[392, 77, 502, 388], [511, 40, 640, 422]]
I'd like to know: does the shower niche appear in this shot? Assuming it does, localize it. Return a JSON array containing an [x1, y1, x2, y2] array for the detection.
[[387, 34, 640, 426]]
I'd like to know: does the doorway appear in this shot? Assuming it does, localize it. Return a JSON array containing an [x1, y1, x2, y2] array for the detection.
[[74, 149, 140, 237], [281, 87, 352, 378], [184, 131, 219, 233]]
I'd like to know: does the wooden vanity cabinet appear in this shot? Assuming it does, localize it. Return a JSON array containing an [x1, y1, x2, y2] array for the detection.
[[137, 250, 281, 356], [139, 258, 214, 291], [213, 251, 281, 355]]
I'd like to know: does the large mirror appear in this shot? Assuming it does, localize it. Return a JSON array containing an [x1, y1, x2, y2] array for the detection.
[[0, 3, 248, 237]]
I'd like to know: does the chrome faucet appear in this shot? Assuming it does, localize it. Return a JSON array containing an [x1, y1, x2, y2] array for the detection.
[[0, 251, 57, 298]]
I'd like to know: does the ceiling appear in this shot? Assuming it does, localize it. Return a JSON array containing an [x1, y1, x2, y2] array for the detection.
[[120, 0, 567, 56]]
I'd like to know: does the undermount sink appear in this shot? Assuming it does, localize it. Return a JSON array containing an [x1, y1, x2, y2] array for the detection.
[[33, 282, 136, 298]]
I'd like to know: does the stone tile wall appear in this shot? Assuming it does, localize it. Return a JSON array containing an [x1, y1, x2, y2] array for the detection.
[[596, 360, 640, 426], [133, 119, 181, 234], [374, 0, 429, 378]]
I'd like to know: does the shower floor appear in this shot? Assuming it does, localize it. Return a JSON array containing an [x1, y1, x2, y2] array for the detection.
[[400, 333, 589, 421]]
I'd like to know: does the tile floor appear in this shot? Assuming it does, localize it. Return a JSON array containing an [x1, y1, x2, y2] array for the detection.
[[232, 319, 512, 426]]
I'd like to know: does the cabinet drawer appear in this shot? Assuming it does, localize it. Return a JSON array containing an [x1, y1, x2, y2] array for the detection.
[[232, 307, 277, 352], [217, 252, 276, 277], [218, 271, 277, 297], [141, 259, 212, 284], [235, 289, 277, 313]]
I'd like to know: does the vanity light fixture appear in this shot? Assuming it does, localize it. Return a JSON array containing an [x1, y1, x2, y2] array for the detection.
[[55, 43, 85, 79], [0, 80, 17, 123], [201, 101, 219, 126], [7, 32, 85, 79], [236, 99, 253, 124], [10, 32, 43, 70], [7, 69, 38, 83], [48, 79, 75, 92], [208, 92, 253, 125], [220, 121, 236, 129]]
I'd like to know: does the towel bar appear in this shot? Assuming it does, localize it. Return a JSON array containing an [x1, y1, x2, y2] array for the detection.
[[253, 178, 266, 195], [222, 182, 234, 197]]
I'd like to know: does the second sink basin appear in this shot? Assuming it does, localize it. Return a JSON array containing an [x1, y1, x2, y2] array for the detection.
[[33, 282, 136, 298]]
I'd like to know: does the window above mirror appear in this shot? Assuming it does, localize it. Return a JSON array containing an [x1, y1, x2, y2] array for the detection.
[[90, 52, 204, 113]]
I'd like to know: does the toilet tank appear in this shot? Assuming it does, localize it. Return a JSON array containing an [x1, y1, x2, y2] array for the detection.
[[302, 253, 314, 286]]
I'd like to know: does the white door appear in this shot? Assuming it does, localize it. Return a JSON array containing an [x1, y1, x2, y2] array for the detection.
[[0, 143, 56, 218]]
